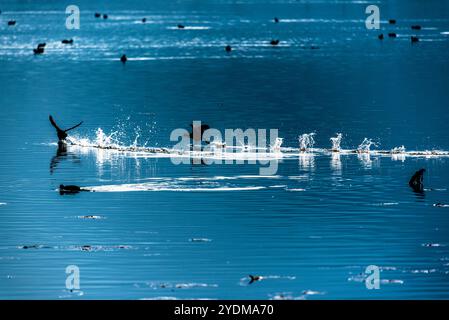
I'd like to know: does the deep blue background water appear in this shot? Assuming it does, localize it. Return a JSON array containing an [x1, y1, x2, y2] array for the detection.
[[0, 0, 449, 299]]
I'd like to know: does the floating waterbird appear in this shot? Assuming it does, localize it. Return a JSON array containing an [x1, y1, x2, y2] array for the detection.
[[389, 19, 396, 24], [120, 54, 127, 63], [411, 25, 422, 30], [225, 45, 232, 52], [7, 20, 16, 26], [94, 13, 101, 18], [142, 18, 147, 23], [177, 24, 185, 29], [62, 39, 73, 44], [33, 47, 44, 54], [248, 275, 262, 284], [274, 17, 279, 23], [411, 36, 419, 43], [378, 34, 384, 40], [409, 168, 425, 193], [59, 184, 90, 195], [388, 33, 397, 38], [270, 39, 280, 46], [103, 14, 108, 19]]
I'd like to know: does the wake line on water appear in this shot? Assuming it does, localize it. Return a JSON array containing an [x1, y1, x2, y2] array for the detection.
[[63, 129, 449, 160]]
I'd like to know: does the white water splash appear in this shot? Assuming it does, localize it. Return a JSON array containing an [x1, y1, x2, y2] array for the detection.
[[298, 133, 316, 151], [270, 137, 283, 153], [357, 138, 378, 153], [391, 145, 406, 153], [330, 133, 342, 151]]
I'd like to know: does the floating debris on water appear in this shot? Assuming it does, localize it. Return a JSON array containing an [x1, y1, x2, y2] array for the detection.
[[189, 238, 212, 243], [77, 215, 106, 219], [422, 243, 444, 247]]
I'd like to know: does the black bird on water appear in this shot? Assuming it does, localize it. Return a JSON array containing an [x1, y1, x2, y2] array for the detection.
[[120, 54, 127, 63], [189, 123, 210, 141], [177, 24, 185, 29], [49, 115, 83, 142], [411, 25, 422, 30], [248, 275, 262, 284], [59, 184, 90, 195], [62, 39, 73, 44], [274, 17, 279, 23], [411, 36, 419, 43], [270, 39, 280, 46], [389, 19, 396, 24], [378, 34, 384, 40], [409, 168, 425, 193], [225, 45, 232, 52], [388, 33, 397, 38], [8, 20, 16, 26], [33, 43, 46, 55], [142, 18, 147, 23], [94, 13, 101, 18], [103, 14, 108, 19]]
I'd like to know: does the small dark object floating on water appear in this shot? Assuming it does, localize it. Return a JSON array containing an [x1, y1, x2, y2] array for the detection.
[[388, 33, 397, 38], [270, 39, 280, 46], [33, 45, 45, 54], [62, 39, 73, 44], [378, 34, 384, 40], [142, 18, 147, 23], [177, 24, 185, 29], [248, 275, 262, 284], [103, 14, 108, 19], [8, 20, 16, 26], [225, 45, 232, 52], [411, 36, 419, 43], [389, 19, 396, 24], [94, 13, 101, 18], [59, 184, 90, 195], [120, 54, 127, 63], [274, 17, 279, 23], [411, 25, 422, 30]]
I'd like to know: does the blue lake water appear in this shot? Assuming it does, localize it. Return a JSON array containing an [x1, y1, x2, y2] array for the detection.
[[1, 0, 449, 299]]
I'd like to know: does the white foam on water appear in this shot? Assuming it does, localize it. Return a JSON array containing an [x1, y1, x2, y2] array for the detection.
[[0, 203, 6, 206], [166, 26, 211, 30], [87, 183, 266, 192]]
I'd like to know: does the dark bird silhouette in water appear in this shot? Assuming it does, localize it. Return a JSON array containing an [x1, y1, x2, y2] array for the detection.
[[142, 18, 147, 23], [378, 34, 384, 40], [411, 36, 419, 43], [388, 33, 397, 38], [49, 115, 83, 142], [103, 14, 108, 19], [409, 168, 425, 193], [274, 17, 279, 23], [120, 54, 127, 63], [59, 184, 90, 195], [389, 19, 396, 24], [177, 24, 185, 29], [94, 13, 101, 18], [270, 39, 280, 46], [33, 46, 44, 54], [37, 43, 46, 48], [248, 275, 262, 284], [225, 45, 232, 52], [8, 20, 16, 26], [62, 39, 73, 44], [189, 123, 210, 141], [411, 25, 422, 30]]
